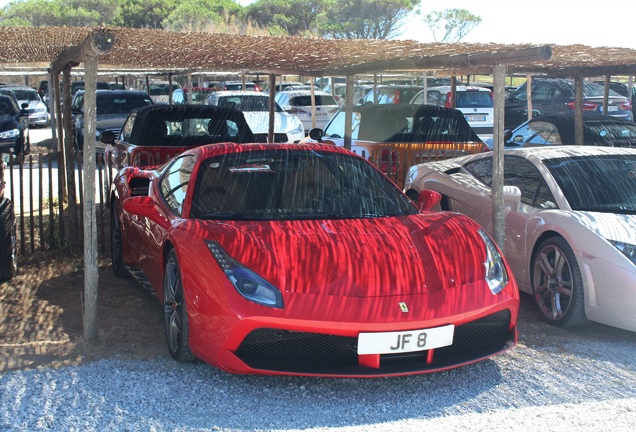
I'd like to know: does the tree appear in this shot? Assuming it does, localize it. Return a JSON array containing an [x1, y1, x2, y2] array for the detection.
[[422, 8, 482, 43], [244, 0, 326, 36], [162, 0, 242, 32], [320, 0, 418, 40], [0, 0, 120, 27], [115, 0, 178, 29]]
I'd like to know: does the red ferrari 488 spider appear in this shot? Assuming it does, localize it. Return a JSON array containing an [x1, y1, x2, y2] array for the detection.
[[110, 141, 519, 377]]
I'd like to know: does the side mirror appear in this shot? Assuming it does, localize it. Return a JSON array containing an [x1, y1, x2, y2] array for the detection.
[[122, 196, 170, 229], [308, 128, 323, 142], [100, 130, 117, 144], [418, 190, 442, 212], [503, 129, 512, 141], [503, 185, 521, 211]]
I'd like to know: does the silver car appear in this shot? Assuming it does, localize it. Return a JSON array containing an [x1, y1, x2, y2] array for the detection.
[[2, 86, 48, 127]]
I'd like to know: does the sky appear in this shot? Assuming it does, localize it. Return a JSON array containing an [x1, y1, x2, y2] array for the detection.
[[1, 0, 634, 50]]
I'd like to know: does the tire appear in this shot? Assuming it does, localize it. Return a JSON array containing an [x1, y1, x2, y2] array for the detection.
[[163, 249, 196, 362], [531, 236, 589, 328], [0, 198, 17, 281], [110, 201, 129, 278]]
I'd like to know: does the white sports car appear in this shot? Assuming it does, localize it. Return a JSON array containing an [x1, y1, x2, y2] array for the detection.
[[404, 146, 636, 332]]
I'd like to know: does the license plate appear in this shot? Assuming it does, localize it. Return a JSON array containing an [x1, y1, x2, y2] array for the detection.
[[606, 106, 619, 112], [465, 115, 486, 122], [357, 324, 454, 355]]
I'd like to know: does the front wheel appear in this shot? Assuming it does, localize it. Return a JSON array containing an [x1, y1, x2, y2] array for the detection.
[[531, 236, 589, 328], [163, 249, 196, 362]]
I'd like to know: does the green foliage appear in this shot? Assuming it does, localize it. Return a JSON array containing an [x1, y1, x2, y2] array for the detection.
[[114, 0, 177, 29], [0, 0, 119, 27], [162, 0, 242, 32], [320, 0, 418, 39], [422, 8, 482, 43], [245, 0, 326, 36]]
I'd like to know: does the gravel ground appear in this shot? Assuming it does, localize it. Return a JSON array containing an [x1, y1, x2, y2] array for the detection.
[[1, 308, 635, 432]]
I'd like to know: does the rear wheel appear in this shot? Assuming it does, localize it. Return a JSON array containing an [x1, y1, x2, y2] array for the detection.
[[110, 201, 128, 278], [0, 198, 17, 281], [163, 249, 196, 362], [531, 237, 589, 328]]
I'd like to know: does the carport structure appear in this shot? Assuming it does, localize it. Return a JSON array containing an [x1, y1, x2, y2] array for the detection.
[[2, 25, 636, 343]]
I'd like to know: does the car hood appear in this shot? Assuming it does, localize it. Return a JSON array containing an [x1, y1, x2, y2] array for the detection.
[[242, 111, 299, 134], [0, 116, 18, 130], [203, 213, 489, 298], [574, 211, 636, 244], [95, 114, 128, 130]]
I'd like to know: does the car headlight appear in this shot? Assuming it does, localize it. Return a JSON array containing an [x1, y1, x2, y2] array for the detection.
[[0, 129, 19, 139], [609, 240, 636, 265], [478, 228, 509, 295], [206, 240, 284, 308]]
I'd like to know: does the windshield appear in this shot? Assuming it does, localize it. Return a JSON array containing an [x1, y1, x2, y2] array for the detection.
[[218, 95, 282, 112], [545, 154, 636, 213], [12, 90, 39, 101], [96, 95, 153, 114], [190, 149, 417, 220]]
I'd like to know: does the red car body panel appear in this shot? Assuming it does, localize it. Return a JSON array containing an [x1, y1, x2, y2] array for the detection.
[[114, 142, 519, 377]]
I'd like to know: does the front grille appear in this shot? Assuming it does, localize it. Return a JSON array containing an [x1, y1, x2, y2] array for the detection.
[[252, 133, 289, 143], [234, 310, 514, 375]]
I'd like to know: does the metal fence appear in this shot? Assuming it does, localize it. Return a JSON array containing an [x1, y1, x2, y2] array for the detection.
[[4, 151, 109, 256]]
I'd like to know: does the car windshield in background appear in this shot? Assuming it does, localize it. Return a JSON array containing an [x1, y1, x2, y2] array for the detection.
[[456, 92, 493, 108], [291, 95, 337, 106], [96, 95, 153, 114], [11, 89, 39, 101], [190, 149, 416, 221], [218, 95, 281, 112], [545, 155, 636, 213]]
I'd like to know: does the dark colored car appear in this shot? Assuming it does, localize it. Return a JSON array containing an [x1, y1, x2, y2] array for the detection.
[[71, 89, 153, 152], [0, 158, 17, 281], [101, 104, 254, 175], [71, 80, 111, 95], [0, 94, 30, 156], [504, 78, 633, 130], [485, 114, 636, 148]]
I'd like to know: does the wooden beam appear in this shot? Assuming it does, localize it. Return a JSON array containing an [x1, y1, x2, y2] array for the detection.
[[50, 29, 115, 75]]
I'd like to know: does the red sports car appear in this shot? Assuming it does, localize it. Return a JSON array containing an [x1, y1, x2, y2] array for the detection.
[[111, 142, 519, 377]]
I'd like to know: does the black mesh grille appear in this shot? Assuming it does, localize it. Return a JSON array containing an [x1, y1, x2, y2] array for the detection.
[[252, 133, 289, 143], [234, 310, 514, 376]]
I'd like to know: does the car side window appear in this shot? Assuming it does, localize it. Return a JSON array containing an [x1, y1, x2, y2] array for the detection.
[[534, 180, 558, 209], [160, 155, 196, 216], [121, 112, 137, 142], [464, 157, 494, 186], [511, 121, 562, 146], [532, 84, 561, 101], [503, 156, 544, 205]]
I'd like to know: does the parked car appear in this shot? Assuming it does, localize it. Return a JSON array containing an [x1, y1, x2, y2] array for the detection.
[[592, 80, 636, 120], [504, 78, 633, 130], [71, 89, 153, 152], [70, 80, 111, 95], [303, 104, 486, 188], [140, 81, 182, 105], [108, 82, 126, 90], [217, 81, 259, 91], [172, 87, 217, 105], [37, 80, 48, 102], [0, 94, 30, 156], [0, 158, 17, 281], [323, 83, 374, 106], [410, 85, 494, 140], [110, 141, 519, 376], [274, 90, 339, 133], [1, 86, 49, 127], [101, 104, 254, 175], [404, 146, 636, 332], [486, 114, 636, 148], [204, 91, 304, 143], [362, 85, 424, 105]]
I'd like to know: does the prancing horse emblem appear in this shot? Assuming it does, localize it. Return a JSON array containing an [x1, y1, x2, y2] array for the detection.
[[399, 302, 409, 313]]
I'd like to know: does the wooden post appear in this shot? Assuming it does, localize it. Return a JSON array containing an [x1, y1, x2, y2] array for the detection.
[[168, 72, 173, 105], [310, 76, 316, 129], [450, 76, 457, 108], [268, 74, 276, 143], [62, 65, 80, 250], [574, 75, 584, 146], [603, 75, 610, 116], [526, 74, 533, 121], [492, 65, 507, 251], [344, 75, 354, 151]]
